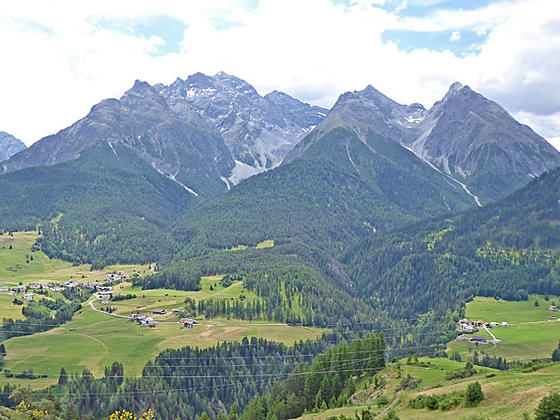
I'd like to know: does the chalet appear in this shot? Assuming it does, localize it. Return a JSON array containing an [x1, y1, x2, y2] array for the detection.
[[85, 282, 99, 289], [460, 323, 475, 333], [96, 291, 113, 299], [50, 286, 62, 292], [469, 336, 488, 344], [97, 286, 113, 292], [501, 321, 509, 327], [23, 293, 34, 302], [141, 317, 156, 327], [101, 300, 110, 305], [28, 282, 43, 290], [476, 320, 485, 327], [128, 314, 142, 321], [152, 309, 166, 315], [490, 322, 500, 327], [172, 309, 182, 314], [179, 318, 197, 328], [65, 280, 78, 288], [457, 334, 470, 341], [548, 305, 559, 311], [459, 318, 470, 325], [15, 284, 26, 292]]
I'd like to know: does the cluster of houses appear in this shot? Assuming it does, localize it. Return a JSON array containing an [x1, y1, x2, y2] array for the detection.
[[458, 318, 508, 333], [0, 270, 133, 304], [457, 318, 505, 344], [127, 313, 157, 327]]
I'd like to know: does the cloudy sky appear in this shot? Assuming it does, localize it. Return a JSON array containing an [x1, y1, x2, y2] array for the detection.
[[1, 0, 559, 148]]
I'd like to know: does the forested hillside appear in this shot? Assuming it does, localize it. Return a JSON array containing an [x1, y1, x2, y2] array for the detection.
[[172, 126, 473, 259], [0, 142, 194, 265], [345, 167, 560, 318]]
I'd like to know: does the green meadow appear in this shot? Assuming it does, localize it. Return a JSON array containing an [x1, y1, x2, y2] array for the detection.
[[296, 356, 560, 420], [0, 233, 325, 390], [108, 276, 259, 318], [448, 295, 560, 361], [226, 239, 274, 252], [1, 300, 325, 389], [0, 231, 151, 287]]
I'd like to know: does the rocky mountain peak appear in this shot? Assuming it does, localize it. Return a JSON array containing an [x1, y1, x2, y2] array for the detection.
[[0, 131, 26, 163]]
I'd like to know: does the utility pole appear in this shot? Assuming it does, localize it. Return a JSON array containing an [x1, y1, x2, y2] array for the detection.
[[386, 349, 390, 377]]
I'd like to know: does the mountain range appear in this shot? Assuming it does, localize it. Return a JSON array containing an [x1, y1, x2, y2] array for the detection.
[[1, 72, 328, 193], [288, 82, 560, 204], [1, 72, 559, 266], [0, 131, 25, 162]]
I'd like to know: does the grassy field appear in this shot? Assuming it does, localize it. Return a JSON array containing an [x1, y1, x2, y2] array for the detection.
[[1, 299, 325, 389], [447, 295, 560, 361], [226, 239, 274, 252], [0, 232, 325, 390], [396, 363, 560, 419], [0, 231, 151, 287], [295, 357, 560, 420], [109, 276, 259, 319]]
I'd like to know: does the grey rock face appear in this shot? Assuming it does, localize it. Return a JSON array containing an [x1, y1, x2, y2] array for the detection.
[[288, 82, 560, 204], [0, 132, 26, 162], [1, 80, 234, 196], [2, 72, 327, 188], [160, 72, 328, 183]]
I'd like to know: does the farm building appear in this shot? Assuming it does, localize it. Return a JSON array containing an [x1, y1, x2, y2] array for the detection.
[[23, 293, 34, 302], [152, 309, 166, 315], [141, 317, 156, 327], [180, 318, 197, 328]]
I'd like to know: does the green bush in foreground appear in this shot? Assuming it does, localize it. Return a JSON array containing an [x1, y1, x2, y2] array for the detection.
[[535, 392, 560, 420], [409, 382, 485, 411]]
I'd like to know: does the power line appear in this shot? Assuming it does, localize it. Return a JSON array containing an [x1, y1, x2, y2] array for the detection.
[[2, 344, 445, 377]]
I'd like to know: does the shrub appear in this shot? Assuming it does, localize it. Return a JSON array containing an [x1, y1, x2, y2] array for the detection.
[[465, 382, 484, 407]]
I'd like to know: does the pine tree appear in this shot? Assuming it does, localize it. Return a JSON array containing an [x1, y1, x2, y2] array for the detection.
[[58, 367, 68, 386], [535, 393, 560, 420], [552, 341, 560, 362]]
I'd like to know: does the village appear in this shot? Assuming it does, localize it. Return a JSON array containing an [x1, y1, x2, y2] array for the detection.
[[456, 318, 506, 344], [0, 270, 133, 304]]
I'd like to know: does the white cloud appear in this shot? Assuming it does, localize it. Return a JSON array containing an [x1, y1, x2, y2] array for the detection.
[[0, 0, 559, 146], [450, 31, 460, 41], [514, 111, 560, 150]]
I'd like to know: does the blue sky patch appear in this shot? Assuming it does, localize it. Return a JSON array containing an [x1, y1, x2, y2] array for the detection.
[[94, 16, 187, 56], [382, 29, 487, 56]]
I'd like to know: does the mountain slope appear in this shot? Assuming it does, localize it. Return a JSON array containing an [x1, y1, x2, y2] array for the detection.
[[288, 83, 560, 204], [1, 80, 234, 196], [0, 142, 195, 265], [160, 72, 328, 182], [407, 82, 560, 203], [0, 131, 25, 162], [345, 166, 560, 318], [172, 122, 474, 259]]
